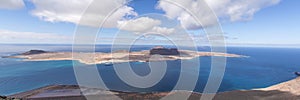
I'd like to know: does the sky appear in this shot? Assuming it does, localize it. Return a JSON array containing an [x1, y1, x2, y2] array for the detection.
[[0, 0, 299, 47]]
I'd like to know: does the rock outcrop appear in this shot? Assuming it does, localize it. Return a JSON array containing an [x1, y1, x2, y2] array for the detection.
[[21, 50, 48, 55], [150, 46, 179, 55], [0, 95, 7, 99]]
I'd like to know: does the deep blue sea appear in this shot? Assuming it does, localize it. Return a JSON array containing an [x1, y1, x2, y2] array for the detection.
[[0, 44, 299, 96]]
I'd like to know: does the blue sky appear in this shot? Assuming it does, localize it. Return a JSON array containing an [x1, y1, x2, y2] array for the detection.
[[0, 0, 299, 46], [222, 0, 300, 45]]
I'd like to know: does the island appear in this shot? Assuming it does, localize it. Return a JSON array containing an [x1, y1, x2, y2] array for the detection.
[[4, 46, 246, 65]]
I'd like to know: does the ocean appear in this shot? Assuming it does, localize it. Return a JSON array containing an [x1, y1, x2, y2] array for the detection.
[[0, 44, 299, 96]]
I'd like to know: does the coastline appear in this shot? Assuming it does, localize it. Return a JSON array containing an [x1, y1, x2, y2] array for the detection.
[[257, 77, 300, 95], [4, 77, 300, 100]]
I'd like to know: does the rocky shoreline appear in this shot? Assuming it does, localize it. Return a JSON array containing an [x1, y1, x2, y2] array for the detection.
[[3, 77, 300, 100]]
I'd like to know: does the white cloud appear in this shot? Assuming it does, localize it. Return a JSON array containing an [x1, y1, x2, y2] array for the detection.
[[0, 30, 72, 44], [157, 0, 281, 29], [151, 26, 175, 35], [30, 0, 137, 28], [118, 17, 161, 32], [0, 0, 25, 10], [117, 17, 175, 34], [206, 0, 281, 21]]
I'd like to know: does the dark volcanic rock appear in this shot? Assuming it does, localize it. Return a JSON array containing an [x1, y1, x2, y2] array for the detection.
[[150, 46, 179, 55], [22, 50, 48, 55], [294, 72, 300, 76], [0, 95, 7, 99]]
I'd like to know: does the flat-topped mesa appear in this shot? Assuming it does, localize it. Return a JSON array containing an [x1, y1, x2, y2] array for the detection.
[[150, 46, 179, 55], [21, 50, 48, 55]]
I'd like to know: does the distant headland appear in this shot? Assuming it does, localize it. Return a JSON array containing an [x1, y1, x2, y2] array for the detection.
[[5, 46, 247, 65]]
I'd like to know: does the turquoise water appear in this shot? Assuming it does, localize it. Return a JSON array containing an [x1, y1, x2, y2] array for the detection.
[[0, 44, 299, 95]]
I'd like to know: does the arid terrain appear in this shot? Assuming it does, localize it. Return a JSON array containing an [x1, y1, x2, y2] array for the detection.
[[4, 77, 300, 100]]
